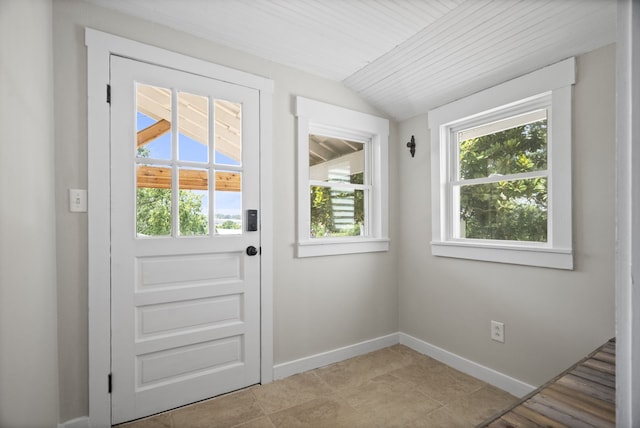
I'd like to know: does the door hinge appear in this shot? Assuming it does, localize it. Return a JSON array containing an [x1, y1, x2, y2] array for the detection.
[[108, 373, 112, 394], [106, 84, 111, 104]]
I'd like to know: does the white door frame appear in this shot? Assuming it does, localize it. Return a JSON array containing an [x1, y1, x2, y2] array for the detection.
[[85, 28, 274, 428], [616, 0, 640, 425]]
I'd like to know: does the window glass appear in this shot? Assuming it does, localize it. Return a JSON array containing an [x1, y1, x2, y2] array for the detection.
[[136, 84, 171, 160], [308, 135, 367, 239], [178, 91, 209, 163], [458, 178, 547, 242], [178, 168, 209, 236], [214, 100, 241, 166], [214, 171, 242, 234], [309, 135, 364, 184], [310, 187, 364, 238], [454, 110, 548, 243], [136, 164, 172, 237], [458, 111, 547, 180]]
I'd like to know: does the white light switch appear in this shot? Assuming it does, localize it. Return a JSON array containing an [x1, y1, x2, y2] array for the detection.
[[69, 189, 87, 212]]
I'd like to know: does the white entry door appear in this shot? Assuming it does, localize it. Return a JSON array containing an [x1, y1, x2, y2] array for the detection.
[[109, 55, 261, 424]]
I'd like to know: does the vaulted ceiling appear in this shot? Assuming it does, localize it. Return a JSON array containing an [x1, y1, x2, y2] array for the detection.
[[84, 0, 617, 121]]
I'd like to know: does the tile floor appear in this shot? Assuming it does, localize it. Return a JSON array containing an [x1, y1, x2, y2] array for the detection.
[[116, 345, 518, 428]]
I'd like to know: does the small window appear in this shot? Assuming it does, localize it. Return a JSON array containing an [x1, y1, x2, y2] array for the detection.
[[429, 58, 575, 269], [309, 135, 368, 238], [296, 97, 389, 257]]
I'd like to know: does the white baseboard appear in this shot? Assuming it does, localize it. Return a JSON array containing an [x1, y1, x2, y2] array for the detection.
[[272, 332, 535, 397], [272, 333, 400, 380], [74, 332, 533, 426], [58, 416, 90, 428], [399, 332, 535, 398]]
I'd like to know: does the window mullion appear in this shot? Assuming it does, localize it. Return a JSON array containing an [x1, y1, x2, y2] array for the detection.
[[452, 170, 549, 187], [309, 180, 370, 191]]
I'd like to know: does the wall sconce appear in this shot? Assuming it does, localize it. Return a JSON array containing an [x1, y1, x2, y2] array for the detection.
[[406, 135, 416, 158]]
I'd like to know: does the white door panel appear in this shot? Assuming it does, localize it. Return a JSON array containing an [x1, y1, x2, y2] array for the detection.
[[110, 56, 260, 424]]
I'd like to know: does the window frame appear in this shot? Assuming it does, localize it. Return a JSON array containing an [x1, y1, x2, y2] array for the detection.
[[296, 96, 389, 257], [429, 58, 575, 269]]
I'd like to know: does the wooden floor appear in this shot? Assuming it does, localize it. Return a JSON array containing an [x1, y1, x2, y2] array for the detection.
[[478, 338, 616, 428]]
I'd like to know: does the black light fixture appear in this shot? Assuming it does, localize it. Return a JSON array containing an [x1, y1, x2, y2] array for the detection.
[[406, 135, 416, 158]]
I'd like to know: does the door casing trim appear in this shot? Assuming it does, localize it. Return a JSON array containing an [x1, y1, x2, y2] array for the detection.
[[86, 28, 274, 427]]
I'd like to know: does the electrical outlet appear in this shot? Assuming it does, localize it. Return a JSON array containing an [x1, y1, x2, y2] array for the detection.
[[491, 320, 505, 343]]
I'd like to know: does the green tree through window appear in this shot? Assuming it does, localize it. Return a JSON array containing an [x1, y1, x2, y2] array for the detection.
[[310, 172, 364, 237], [458, 120, 548, 242], [136, 146, 209, 236]]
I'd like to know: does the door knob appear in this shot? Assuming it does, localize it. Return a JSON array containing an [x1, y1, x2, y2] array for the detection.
[[246, 246, 258, 256]]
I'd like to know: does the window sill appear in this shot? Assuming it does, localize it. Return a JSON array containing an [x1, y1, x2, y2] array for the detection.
[[431, 241, 573, 270], [297, 238, 390, 258]]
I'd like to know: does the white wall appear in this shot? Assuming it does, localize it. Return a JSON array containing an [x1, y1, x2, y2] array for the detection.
[[0, 0, 60, 426], [52, 0, 398, 421], [397, 44, 616, 387]]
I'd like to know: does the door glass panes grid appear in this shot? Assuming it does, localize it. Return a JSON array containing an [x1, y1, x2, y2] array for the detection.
[[452, 109, 549, 243], [308, 134, 369, 238], [135, 83, 243, 237]]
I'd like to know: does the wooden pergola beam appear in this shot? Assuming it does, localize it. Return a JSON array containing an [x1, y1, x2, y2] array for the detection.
[[137, 119, 171, 148], [137, 165, 240, 192]]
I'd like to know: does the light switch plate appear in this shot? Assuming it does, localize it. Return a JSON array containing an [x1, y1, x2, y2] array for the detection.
[[69, 189, 87, 213]]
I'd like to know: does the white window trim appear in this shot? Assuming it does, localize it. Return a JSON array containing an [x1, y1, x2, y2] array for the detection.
[[296, 97, 389, 257], [429, 58, 575, 270]]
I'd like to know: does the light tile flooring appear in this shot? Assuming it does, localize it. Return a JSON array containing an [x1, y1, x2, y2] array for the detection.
[[116, 345, 518, 428]]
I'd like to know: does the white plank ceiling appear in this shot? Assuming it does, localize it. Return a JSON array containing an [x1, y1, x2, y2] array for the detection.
[[84, 0, 616, 121]]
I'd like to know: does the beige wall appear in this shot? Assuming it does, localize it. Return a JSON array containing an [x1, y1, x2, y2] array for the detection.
[[0, 0, 60, 426], [51, 0, 615, 422], [397, 44, 616, 387], [52, 0, 398, 421]]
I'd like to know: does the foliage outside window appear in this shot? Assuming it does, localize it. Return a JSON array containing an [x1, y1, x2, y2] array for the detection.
[[296, 97, 389, 257], [134, 83, 245, 237], [309, 135, 367, 238], [429, 58, 575, 269], [454, 110, 548, 242]]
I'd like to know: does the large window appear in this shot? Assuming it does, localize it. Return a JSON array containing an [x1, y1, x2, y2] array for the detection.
[[429, 58, 575, 269], [296, 97, 389, 257]]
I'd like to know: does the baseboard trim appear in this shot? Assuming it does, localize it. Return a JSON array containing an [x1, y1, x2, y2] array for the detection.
[[73, 332, 533, 425], [58, 416, 90, 428], [272, 333, 399, 380], [399, 332, 535, 397]]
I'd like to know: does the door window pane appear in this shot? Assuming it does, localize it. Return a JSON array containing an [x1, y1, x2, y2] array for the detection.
[[214, 171, 242, 234], [178, 92, 209, 163], [136, 84, 172, 160], [214, 100, 241, 166], [136, 164, 172, 237], [179, 168, 209, 236]]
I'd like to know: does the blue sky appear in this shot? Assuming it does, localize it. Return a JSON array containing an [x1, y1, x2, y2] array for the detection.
[[137, 112, 241, 217]]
